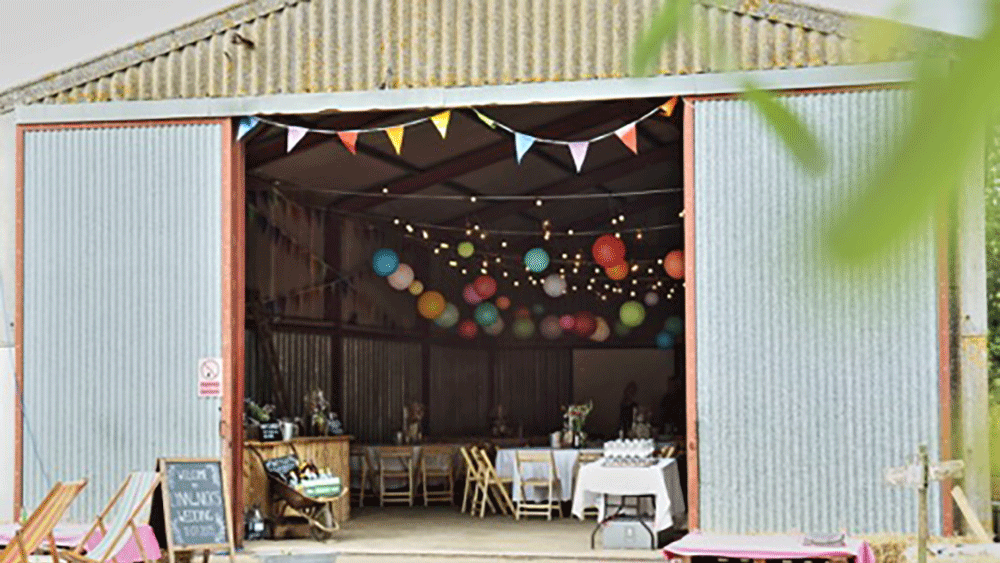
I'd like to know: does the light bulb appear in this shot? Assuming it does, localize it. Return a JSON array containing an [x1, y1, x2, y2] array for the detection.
[[382, 187, 389, 194], [631, 264, 639, 272], [611, 218, 618, 225], [679, 210, 685, 218], [636, 231, 643, 240], [503, 271, 509, 278], [561, 253, 568, 259], [422, 230, 429, 239], [618, 214, 625, 222], [496, 257, 502, 264], [461, 268, 468, 275], [501, 240, 508, 248], [567, 229, 575, 235], [587, 285, 593, 291], [434, 248, 440, 254], [632, 279, 638, 285], [481, 269, 488, 275], [514, 280, 520, 287], [473, 224, 480, 230], [480, 232, 487, 239], [470, 196, 478, 203], [406, 224, 415, 233], [449, 261, 458, 267], [536, 199, 543, 207], [466, 229, 473, 236]]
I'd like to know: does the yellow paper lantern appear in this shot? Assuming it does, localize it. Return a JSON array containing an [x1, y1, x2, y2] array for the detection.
[[408, 280, 424, 296]]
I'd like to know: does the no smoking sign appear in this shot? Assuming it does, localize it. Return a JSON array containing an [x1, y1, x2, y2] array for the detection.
[[198, 358, 223, 398]]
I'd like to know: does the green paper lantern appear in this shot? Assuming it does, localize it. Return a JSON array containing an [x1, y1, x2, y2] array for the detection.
[[619, 300, 646, 328], [457, 241, 475, 258], [512, 318, 535, 340], [614, 320, 631, 337], [664, 315, 684, 336], [434, 303, 460, 328]]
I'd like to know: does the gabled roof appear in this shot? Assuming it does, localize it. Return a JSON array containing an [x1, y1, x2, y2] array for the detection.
[[0, 0, 957, 113]]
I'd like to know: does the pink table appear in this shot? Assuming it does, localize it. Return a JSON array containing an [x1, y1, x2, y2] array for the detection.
[[664, 533, 875, 563], [0, 523, 161, 563]]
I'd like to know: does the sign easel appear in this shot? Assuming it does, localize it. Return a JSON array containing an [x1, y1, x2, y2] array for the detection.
[[158, 458, 236, 563]]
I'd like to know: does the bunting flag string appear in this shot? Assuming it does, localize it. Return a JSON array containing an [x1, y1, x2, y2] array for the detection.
[[247, 99, 679, 171]]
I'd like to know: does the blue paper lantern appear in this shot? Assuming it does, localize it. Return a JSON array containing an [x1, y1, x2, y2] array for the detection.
[[474, 302, 500, 327], [372, 248, 400, 277], [524, 248, 550, 273], [656, 331, 675, 349], [532, 304, 545, 316]]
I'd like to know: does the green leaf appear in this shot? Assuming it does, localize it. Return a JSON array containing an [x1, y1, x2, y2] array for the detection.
[[742, 82, 827, 175], [631, 0, 692, 77], [823, 16, 1000, 264]]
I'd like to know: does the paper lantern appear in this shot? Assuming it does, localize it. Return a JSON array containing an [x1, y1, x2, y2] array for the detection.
[[474, 275, 498, 299], [605, 261, 629, 281], [408, 280, 424, 296], [664, 316, 684, 336], [644, 291, 660, 307], [573, 312, 597, 338], [496, 296, 511, 310], [620, 301, 646, 327], [592, 234, 626, 267], [514, 306, 532, 320], [614, 321, 631, 337], [559, 314, 576, 331], [474, 302, 500, 327], [417, 291, 446, 319], [434, 303, 459, 328], [458, 241, 475, 258], [513, 318, 535, 340], [372, 248, 399, 277], [524, 248, 550, 273], [459, 320, 479, 339], [540, 316, 563, 340], [463, 283, 484, 305], [532, 304, 546, 316], [484, 317, 505, 336], [664, 250, 684, 279], [387, 263, 414, 290], [656, 331, 675, 349], [589, 317, 610, 342], [542, 274, 567, 298]]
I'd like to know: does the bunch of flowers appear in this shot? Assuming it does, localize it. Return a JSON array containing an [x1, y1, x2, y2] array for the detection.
[[564, 401, 593, 432]]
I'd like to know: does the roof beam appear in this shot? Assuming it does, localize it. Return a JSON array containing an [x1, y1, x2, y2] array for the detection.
[[334, 100, 655, 213]]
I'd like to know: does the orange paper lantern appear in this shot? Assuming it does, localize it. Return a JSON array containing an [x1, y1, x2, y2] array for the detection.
[[664, 250, 684, 279], [417, 291, 446, 319], [496, 296, 511, 310], [605, 261, 629, 281]]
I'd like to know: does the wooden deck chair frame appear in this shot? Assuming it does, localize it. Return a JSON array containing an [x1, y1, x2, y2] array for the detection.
[[374, 446, 415, 507], [59, 472, 161, 563], [349, 445, 377, 507], [572, 452, 602, 518], [419, 445, 455, 506], [514, 450, 562, 520], [459, 447, 492, 516], [1, 480, 87, 563], [472, 448, 515, 518]]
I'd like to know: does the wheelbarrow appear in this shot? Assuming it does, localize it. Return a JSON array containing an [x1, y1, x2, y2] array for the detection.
[[248, 445, 346, 542]]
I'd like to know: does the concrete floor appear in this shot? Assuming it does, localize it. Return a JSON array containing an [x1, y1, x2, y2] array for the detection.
[[244, 505, 671, 562]]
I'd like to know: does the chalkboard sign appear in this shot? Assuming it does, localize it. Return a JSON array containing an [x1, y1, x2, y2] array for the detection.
[[158, 458, 235, 563]]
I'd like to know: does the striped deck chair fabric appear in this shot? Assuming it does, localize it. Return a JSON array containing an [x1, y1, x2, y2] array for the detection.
[[62, 472, 160, 563], [0, 480, 87, 563]]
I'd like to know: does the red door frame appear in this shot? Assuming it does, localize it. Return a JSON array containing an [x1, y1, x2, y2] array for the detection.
[[13, 119, 246, 532]]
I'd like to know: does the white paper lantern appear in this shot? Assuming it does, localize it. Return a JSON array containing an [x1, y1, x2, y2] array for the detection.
[[589, 317, 611, 342], [644, 291, 660, 307], [387, 263, 414, 290], [483, 317, 505, 336], [542, 274, 567, 298], [540, 315, 563, 340]]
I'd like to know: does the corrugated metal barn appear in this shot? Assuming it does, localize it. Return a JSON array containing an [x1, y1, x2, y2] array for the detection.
[[0, 0, 988, 544]]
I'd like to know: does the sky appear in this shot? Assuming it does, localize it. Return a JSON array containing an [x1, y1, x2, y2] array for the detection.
[[0, 0, 988, 92]]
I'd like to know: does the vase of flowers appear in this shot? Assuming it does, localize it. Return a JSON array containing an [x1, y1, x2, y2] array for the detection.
[[561, 401, 593, 448]]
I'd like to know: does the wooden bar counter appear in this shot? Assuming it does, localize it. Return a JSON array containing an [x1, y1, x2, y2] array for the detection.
[[244, 436, 351, 528]]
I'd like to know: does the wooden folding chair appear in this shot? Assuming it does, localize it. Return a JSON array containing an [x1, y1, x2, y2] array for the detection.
[[419, 445, 455, 506], [514, 450, 562, 520], [374, 446, 415, 506], [59, 472, 160, 563], [472, 448, 515, 518], [572, 452, 602, 519], [349, 445, 376, 507], [1, 480, 87, 563], [459, 447, 491, 515]]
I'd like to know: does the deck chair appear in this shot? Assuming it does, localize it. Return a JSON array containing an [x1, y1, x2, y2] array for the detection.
[[472, 449, 515, 518], [59, 472, 161, 563], [1, 480, 87, 563]]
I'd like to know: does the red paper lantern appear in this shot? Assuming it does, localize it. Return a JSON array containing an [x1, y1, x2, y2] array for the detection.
[[664, 250, 684, 279], [496, 296, 511, 310], [574, 311, 597, 338], [463, 283, 484, 305], [592, 234, 627, 267], [605, 261, 629, 281], [514, 306, 532, 320], [559, 314, 576, 331], [459, 320, 479, 339], [473, 275, 497, 299]]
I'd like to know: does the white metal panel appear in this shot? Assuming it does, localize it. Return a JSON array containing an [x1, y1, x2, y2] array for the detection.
[[0, 111, 15, 520], [21, 123, 224, 520], [693, 89, 941, 533]]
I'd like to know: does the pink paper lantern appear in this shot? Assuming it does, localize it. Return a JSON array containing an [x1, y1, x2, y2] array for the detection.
[[463, 283, 484, 305], [559, 314, 576, 331]]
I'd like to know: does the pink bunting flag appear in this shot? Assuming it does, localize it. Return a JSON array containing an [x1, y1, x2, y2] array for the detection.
[[338, 131, 358, 154], [568, 141, 589, 172], [287, 126, 308, 152], [615, 124, 638, 154]]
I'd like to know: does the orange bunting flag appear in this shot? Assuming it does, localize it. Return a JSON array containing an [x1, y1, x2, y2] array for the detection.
[[615, 124, 638, 154], [386, 126, 405, 154], [431, 111, 451, 138], [338, 131, 358, 154], [661, 97, 679, 117]]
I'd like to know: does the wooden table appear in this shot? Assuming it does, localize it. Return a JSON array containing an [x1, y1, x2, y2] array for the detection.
[[244, 436, 351, 531]]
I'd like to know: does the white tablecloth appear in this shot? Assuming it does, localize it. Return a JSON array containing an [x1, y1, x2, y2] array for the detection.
[[495, 448, 601, 502], [571, 458, 686, 533]]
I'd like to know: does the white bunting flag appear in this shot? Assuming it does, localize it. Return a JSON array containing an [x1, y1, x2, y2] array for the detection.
[[287, 126, 308, 152], [568, 141, 589, 172]]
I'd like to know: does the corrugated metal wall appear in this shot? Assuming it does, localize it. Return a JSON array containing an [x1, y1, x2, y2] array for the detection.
[[429, 346, 491, 436], [494, 348, 572, 436], [246, 328, 334, 420], [341, 336, 422, 443], [1, 0, 912, 110], [693, 89, 941, 534], [22, 124, 224, 520]]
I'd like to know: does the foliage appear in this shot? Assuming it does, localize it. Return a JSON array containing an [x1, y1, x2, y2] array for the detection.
[[986, 130, 1000, 404]]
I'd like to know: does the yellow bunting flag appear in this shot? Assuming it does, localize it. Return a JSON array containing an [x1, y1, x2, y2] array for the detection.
[[474, 109, 497, 129], [386, 126, 405, 154], [431, 111, 451, 138], [661, 97, 679, 117], [337, 131, 358, 154]]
